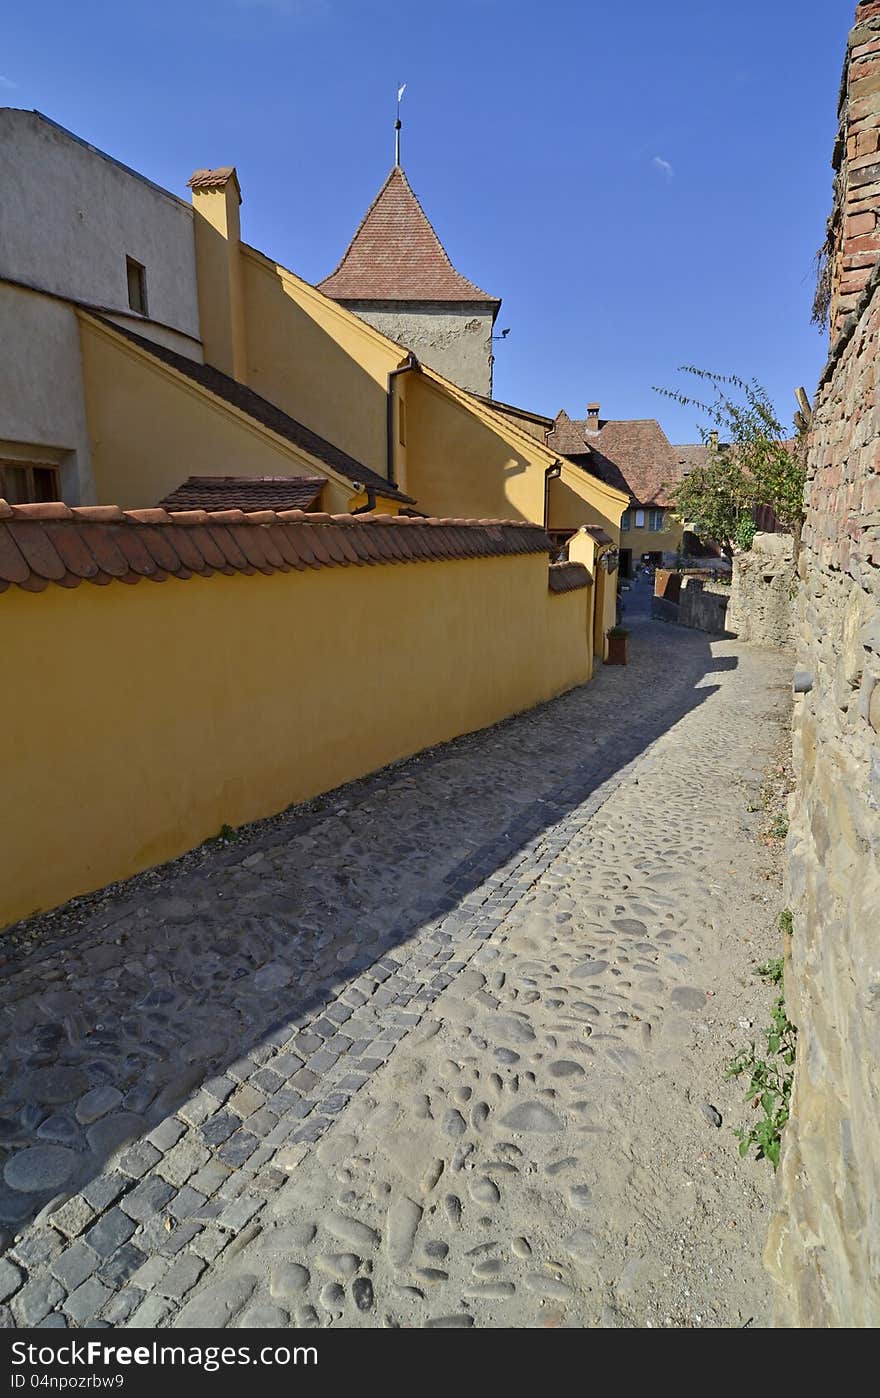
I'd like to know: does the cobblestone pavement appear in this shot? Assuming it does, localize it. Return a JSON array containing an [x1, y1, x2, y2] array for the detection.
[[0, 588, 792, 1328]]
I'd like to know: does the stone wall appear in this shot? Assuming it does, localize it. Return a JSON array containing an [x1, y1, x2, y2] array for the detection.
[[726, 533, 796, 649], [678, 578, 730, 635], [765, 1, 880, 1327], [340, 300, 495, 396]]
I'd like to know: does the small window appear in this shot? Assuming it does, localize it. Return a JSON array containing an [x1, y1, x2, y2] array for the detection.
[[1, 461, 61, 504], [634, 509, 646, 528], [649, 509, 664, 531], [126, 257, 148, 315], [621, 511, 632, 531]]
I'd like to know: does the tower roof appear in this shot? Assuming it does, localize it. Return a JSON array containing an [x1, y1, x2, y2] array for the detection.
[[318, 166, 499, 305]]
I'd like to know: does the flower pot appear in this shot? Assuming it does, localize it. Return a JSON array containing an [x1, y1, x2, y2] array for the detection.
[[605, 631, 628, 665]]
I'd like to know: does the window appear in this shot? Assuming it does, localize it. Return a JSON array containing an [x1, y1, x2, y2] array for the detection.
[[1, 461, 61, 504], [620, 511, 632, 531], [634, 509, 646, 528], [648, 509, 665, 531], [126, 257, 148, 315]]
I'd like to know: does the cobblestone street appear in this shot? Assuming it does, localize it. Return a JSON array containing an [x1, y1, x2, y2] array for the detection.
[[0, 591, 792, 1329]]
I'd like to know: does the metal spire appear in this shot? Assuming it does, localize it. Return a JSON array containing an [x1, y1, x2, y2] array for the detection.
[[395, 83, 406, 166]]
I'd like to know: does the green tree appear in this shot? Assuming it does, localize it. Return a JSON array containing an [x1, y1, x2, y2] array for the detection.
[[654, 368, 806, 556]]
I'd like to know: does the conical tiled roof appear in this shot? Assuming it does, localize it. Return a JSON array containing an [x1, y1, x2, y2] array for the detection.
[[318, 166, 499, 304]]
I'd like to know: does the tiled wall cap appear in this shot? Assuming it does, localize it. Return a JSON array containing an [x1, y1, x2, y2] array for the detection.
[[0, 500, 553, 595]]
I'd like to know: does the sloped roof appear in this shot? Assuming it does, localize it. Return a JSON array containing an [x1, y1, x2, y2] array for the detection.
[[0, 501, 550, 593], [160, 475, 325, 514], [94, 318, 415, 505], [318, 166, 499, 305], [546, 412, 691, 508]]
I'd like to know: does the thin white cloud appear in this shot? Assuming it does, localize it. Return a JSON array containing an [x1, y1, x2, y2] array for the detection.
[[0, 76, 17, 89], [652, 155, 674, 180]]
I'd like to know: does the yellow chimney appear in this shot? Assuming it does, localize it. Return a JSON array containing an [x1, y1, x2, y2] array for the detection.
[[187, 167, 247, 383]]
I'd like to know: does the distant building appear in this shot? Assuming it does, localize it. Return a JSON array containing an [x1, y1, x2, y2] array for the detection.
[[547, 405, 717, 576], [319, 165, 500, 397]]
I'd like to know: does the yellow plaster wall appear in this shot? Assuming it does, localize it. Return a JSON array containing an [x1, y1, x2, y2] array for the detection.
[[78, 317, 349, 513], [403, 374, 545, 522], [0, 554, 590, 927], [621, 521, 683, 560], [547, 470, 624, 540], [242, 249, 397, 479]]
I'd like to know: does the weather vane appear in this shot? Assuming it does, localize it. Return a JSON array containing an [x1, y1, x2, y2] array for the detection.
[[395, 83, 406, 167]]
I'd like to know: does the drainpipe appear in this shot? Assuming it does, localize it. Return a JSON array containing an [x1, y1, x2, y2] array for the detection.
[[543, 458, 562, 535], [351, 485, 377, 515], [387, 351, 419, 489]]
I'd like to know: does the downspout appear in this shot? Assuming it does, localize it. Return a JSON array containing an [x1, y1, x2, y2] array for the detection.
[[543, 459, 562, 534], [387, 351, 419, 489], [351, 485, 377, 515]]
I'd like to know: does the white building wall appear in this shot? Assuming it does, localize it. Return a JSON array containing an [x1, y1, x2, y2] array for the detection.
[[0, 110, 200, 347], [0, 283, 94, 504]]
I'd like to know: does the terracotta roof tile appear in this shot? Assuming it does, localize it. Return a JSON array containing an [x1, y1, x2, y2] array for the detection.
[[160, 475, 327, 514], [549, 561, 591, 593], [187, 167, 238, 192], [0, 503, 553, 594], [318, 166, 499, 305], [547, 414, 692, 508]]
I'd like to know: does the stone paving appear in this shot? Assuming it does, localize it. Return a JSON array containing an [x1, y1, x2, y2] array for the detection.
[[0, 585, 792, 1328]]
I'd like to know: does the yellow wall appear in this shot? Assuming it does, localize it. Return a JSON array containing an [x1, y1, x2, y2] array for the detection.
[[621, 520, 683, 562], [235, 247, 628, 535], [569, 527, 616, 664], [403, 373, 545, 522], [242, 248, 397, 479], [1, 553, 590, 927], [78, 315, 351, 513]]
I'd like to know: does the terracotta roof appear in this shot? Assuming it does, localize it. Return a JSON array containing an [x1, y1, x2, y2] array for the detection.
[[160, 475, 325, 514], [96, 318, 415, 505], [548, 561, 591, 593], [187, 167, 239, 192], [584, 526, 614, 547], [547, 413, 688, 508], [318, 166, 499, 305], [0, 502, 551, 594]]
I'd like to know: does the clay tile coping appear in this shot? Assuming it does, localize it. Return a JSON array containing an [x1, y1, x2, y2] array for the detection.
[[549, 561, 592, 593], [0, 502, 552, 595]]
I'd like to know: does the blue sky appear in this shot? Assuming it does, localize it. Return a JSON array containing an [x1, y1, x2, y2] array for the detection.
[[3, 0, 856, 441]]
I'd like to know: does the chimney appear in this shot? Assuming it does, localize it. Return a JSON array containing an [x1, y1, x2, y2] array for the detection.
[[828, 3, 880, 344], [187, 166, 248, 382], [586, 402, 601, 432]]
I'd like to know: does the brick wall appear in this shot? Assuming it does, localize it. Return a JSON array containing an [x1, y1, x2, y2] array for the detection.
[[765, 1, 880, 1326]]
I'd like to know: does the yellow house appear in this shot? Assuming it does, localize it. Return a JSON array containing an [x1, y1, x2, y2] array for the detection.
[[0, 114, 626, 656], [547, 406, 709, 577], [182, 165, 628, 650]]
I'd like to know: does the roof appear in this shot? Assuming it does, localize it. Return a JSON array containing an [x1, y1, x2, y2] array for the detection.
[[160, 475, 326, 514], [92, 317, 415, 505], [0, 501, 551, 593], [470, 393, 554, 428], [187, 167, 239, 193], [546, 412, 690, 508], [548, 561, 591, 593], [318, 166, 499, 305]]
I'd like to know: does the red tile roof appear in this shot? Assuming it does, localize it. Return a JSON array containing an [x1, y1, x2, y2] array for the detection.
[[0, 502, 551, 593], [318, 167, 499, 305], [187, 167, 238, 191], [548, 561, 591, 593], [160, 476, 325, 514], [547, 413, 695, 508]]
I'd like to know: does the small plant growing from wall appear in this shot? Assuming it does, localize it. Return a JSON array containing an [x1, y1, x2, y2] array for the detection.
[[654, 368, 807, 556], [726, 917, 798, 1170]]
